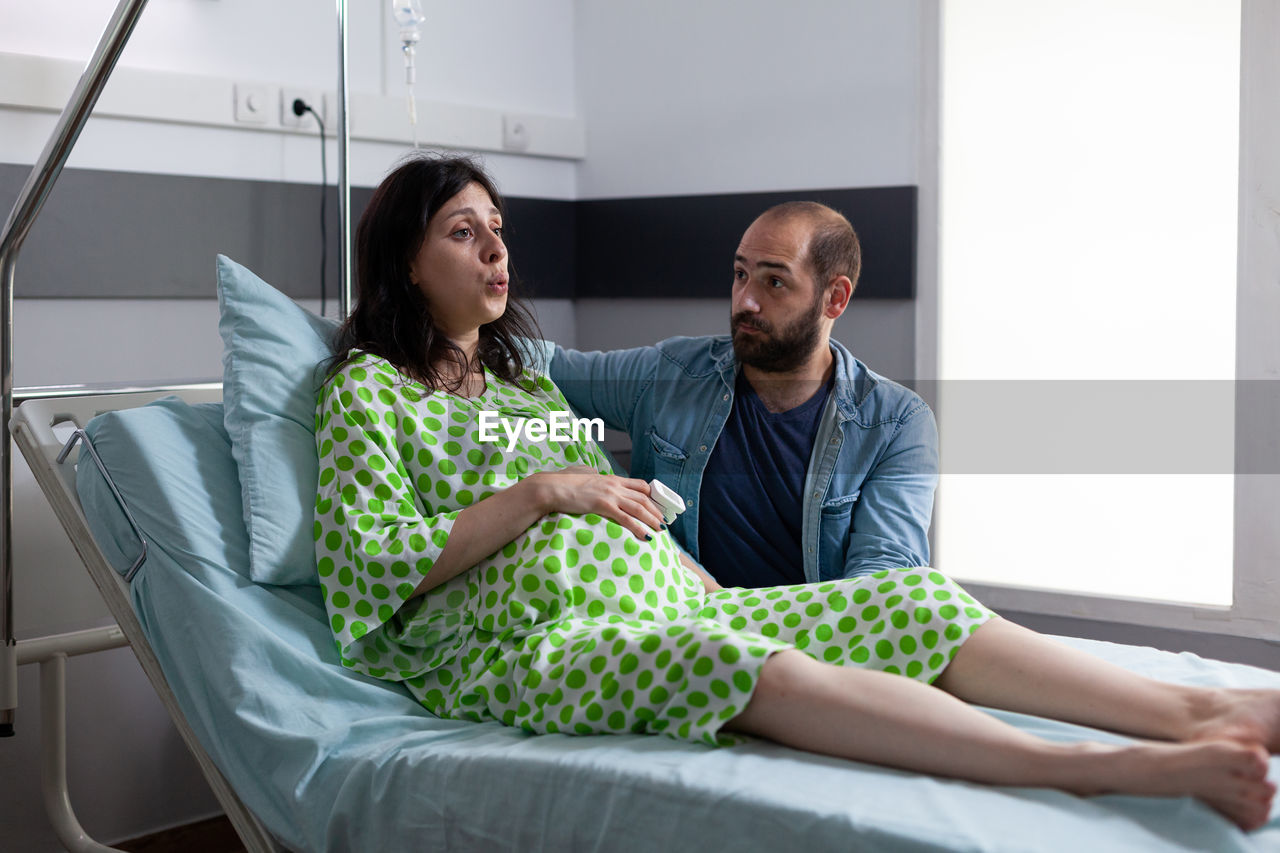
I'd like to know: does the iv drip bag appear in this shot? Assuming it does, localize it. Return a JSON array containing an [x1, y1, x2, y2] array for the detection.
[[393, 0, 425, 43]]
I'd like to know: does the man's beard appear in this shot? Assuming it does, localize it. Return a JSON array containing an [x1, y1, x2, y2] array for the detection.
[[730, 293, 825, 373]]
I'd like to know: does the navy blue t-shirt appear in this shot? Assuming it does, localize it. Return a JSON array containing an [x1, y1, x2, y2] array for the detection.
[[698, 372, 833, 587]]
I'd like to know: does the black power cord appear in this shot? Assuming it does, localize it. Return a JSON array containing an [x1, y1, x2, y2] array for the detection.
[[293, 98, 328, 318]]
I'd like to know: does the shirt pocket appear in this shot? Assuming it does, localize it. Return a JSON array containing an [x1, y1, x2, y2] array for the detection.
[[818, 490, 861, 574], [646, 428, 689, 488]]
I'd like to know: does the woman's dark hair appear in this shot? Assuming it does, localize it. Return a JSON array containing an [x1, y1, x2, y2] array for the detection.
[[327, 152, 541, 391]]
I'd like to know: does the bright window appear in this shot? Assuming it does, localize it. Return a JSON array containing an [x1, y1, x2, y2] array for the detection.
[[937, 0, 1240, 606]]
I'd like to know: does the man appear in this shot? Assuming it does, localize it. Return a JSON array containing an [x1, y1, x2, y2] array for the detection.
[[541, 201, 937, 587]]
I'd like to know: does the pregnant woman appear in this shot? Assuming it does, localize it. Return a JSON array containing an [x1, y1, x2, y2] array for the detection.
[[315, 153, 1277, 831]]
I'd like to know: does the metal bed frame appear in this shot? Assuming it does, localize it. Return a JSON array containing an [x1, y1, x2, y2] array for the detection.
[[0, 2, 355, 849], [10, 387, 283, 852]]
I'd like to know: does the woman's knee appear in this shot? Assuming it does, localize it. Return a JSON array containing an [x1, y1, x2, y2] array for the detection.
[[752, 648, 821, 700], [726, 649, 838, 736]]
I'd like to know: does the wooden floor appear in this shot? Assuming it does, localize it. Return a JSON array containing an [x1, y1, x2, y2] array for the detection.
[[115, 815, 246, 853]]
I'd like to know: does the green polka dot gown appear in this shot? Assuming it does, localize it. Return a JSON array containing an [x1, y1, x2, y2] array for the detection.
[[315, 351, 994, 747]]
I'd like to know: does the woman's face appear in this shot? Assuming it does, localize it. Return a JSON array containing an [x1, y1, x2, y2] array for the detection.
[[409, 181, 509, 340]]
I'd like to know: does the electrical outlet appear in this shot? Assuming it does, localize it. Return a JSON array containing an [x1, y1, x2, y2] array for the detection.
[[233, 83, 270, 125], [281, 88, 324, 129], [502, 115, 531, 151]]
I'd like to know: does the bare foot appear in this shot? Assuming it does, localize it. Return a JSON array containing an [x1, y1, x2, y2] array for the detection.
[[1086, 740, 1276, 832], [1187, 688, 1280, 753]]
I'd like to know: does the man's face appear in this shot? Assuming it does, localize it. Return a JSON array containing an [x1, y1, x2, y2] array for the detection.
[[730, 215, 827, 373]]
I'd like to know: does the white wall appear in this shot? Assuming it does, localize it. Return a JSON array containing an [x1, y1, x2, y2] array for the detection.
[[573, 0, 921, 198], [0, 0, 578, 194]]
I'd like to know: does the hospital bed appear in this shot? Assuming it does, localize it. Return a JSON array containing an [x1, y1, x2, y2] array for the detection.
[[8, 256, 1280, 852]]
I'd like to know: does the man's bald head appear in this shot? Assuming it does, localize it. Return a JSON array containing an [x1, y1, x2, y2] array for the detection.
[[753, 201, 861, 297]]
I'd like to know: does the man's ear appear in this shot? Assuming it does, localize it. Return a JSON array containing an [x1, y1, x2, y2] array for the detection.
[[825, 276, 853, 319]]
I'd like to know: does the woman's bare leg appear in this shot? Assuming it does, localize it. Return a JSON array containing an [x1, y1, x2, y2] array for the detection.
[[933, 617, 1280, 751], [727, 650, 1275, 831]]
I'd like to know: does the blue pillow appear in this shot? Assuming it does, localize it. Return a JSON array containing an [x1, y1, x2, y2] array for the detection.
[[78, 397, 252, 579], [217, 255, 339, 585]]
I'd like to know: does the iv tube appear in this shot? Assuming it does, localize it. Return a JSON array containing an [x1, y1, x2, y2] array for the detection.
[[407, 83, 418, 149]]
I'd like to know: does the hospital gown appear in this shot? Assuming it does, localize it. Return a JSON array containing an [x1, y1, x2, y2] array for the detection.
[[314, 350, 994, 746]]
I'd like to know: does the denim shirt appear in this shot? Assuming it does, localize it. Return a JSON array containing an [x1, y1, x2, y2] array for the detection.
[[533, 335, 938, 582]]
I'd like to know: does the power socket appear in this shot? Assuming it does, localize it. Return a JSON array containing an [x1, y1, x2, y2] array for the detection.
[[502, 115, 531, 151], [233, 83, 270, 125], [281, 88, 324, 129]]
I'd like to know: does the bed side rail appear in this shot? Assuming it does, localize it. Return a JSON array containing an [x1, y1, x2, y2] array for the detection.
[[8, 387, 285, 853], [12, 385, 221, 507]]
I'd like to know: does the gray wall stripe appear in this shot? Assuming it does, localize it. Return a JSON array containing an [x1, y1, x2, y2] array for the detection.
[[0, 165, 913, 301]]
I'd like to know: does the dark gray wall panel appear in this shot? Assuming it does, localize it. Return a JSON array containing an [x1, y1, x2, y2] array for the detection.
[[502, 197, 576, 299], [1, 166, 911, 301], [0, 165, 577, 300], [575, 187, 917, 300], [1, 164, 338, 299]]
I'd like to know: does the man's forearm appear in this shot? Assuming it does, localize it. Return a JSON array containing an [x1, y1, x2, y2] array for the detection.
[[680, 552, 722, 592]]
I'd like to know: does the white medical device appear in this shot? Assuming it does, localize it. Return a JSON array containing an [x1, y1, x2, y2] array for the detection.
[[648, 479, 686, 525], [391, 0, 426, 146]]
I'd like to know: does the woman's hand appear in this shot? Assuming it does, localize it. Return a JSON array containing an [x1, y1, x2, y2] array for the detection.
[[529, 466, 665, 541]]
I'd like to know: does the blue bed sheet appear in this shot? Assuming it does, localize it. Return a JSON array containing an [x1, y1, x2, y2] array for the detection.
[[77, 397, 1280, 852]]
